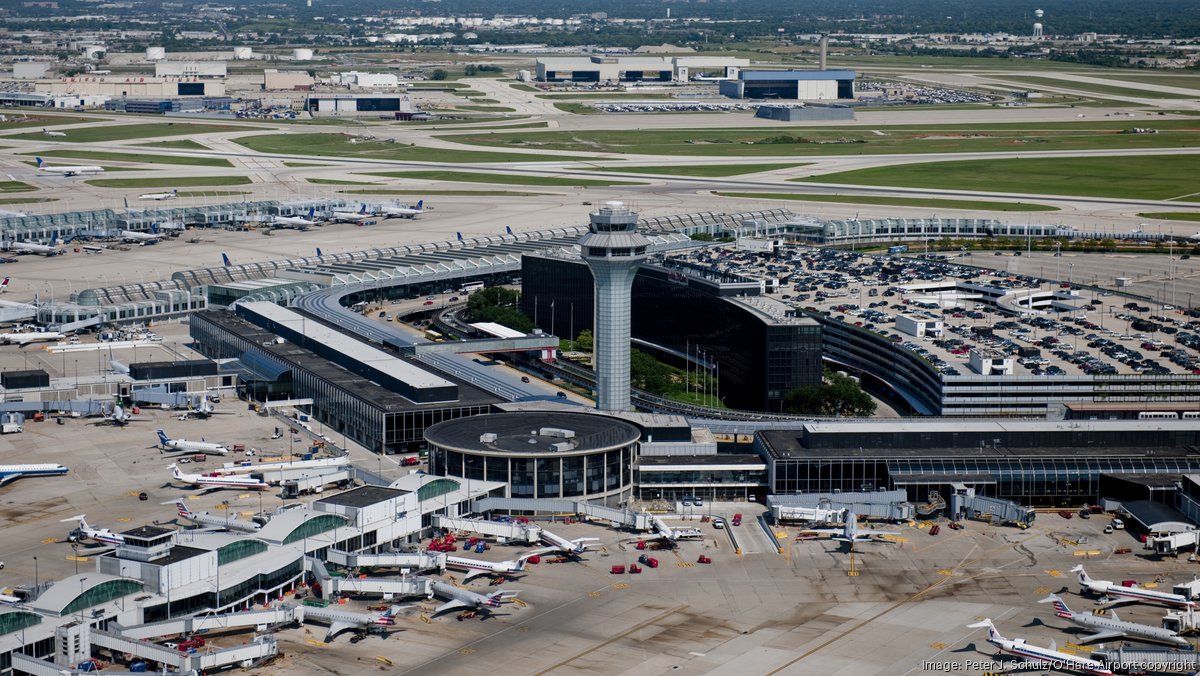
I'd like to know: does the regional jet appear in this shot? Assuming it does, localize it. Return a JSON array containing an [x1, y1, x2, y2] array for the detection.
[[35, 157, 103, 176]]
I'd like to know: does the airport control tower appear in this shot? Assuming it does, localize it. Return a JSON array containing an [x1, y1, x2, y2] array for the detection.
[[580, 201, 651, 412]]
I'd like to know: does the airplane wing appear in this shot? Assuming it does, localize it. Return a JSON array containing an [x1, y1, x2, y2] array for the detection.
[[461, 569, 490, 583], [324, 621, 357, 642], [434, 599, 470, 615], [1080, 629, 1126, 643], [1097, 598, 1137, 609], [525, 546, 560, 557], [802, 527, 843, 535], [858, 528, 901, 538]]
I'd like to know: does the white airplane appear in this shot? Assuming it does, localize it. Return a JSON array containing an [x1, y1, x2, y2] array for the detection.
[[0, 463, 68, 487], [1072, 565, 1195, 609], [6, 241, 60, 256], [42, 128, 66, 138], [530, 529, 599, 558], [120, 230, 162, 244], [445, 553, 535, 583], [301, 603, 403, 642], [35, 156, 103, 176], [1040, 593, 1190, 647], [138, 189, 177, 201], [778, 505, 845, 523], [330, 204, 370, 223], [429, 580, 519, 615], [380, 200, 424, 219], [90, 403, 143, 427], [0, 277, 9, 293], [169, 464, 268, 490], [269, 207, 317, 229], [173, 500, 260, 533], [61, 514, 125, 546], [157, 429, 229, 455], [0, 331, 64, 345], [0, 209, 27, 218], [966, 618, 1113, 676], [803, 510, 900, 546]]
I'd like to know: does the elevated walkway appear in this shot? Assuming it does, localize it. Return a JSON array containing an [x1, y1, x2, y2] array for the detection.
[[323, 575, 431, 599], [767, 490, 914, 522], [433, 515, 542, 544], [474, 497, 655, 531], [1090, 645, 1200, 671], [949, 491, 1035, 527], [115, 607, 294, 640], [90, 628, 277, 672], [401, 335, 560, 356], [325, 548, 444, 573]]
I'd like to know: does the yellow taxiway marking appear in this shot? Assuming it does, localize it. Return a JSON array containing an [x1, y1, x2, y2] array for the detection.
[[588, 591, 602, 599], [304, 639, 325, 648], [612, 583, 630, 590], [375, 656, 393, 666], [41, 536, 57, 544], [125, 491, 141, 497], [116, 517, 131, 523], [66, 555, 90, 562], [511, 598, 528, 607], [1044, 569, 1062, 577], [937, 570, 953, 576], [1035, 586, 1050, 595], [459, 648, 476, 656], [930, 642, 947, 649]]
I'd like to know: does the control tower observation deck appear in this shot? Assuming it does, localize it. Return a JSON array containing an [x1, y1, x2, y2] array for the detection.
[[579, 201, 652, 412]]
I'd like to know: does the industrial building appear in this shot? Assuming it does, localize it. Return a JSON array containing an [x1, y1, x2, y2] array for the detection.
[[304, 93, 413, 117], [33, 77, 226, 97], [535, 55, 747, 83], [153, 61, 227, 78], [426, 411, 642, 505], [262, 69, 315, 91], [719, 70, 856, 100]]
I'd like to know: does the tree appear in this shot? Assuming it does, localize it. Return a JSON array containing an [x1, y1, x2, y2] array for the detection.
[[783, 370, 876, 417], [430, 69, 449, 81], [466, 287, 533, 333], [574, 329, 593, 352], [630, 349, 670, 395]]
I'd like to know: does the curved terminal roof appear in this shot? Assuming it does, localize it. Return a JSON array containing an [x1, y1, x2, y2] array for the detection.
[[425, 411, 641, 456], [32, 573, 144, 616]]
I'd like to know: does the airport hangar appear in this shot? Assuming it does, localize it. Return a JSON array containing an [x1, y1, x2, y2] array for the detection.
[[534, 55, 748, 83], [719, 69, 856, 100]]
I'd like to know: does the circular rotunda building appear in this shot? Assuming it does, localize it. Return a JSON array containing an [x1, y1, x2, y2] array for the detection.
[[424, 411, 642, 505]]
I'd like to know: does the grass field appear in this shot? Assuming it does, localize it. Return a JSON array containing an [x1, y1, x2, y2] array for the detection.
[[793, 156, 1200, 201], [307, 178, 377, 185], [440, 119, 1200, 157], [86, 176, 252, 189], [136, 139, 210, 150], [1137, 212, 1200, 222], [994, 75, 1198, 99], [0, 197, 54, 205], [0, 115, 90, 130], [553, 102, 599, 115], [714, 192, 1060, 212], [22, 149, 233, 167], [509, 83, 541, 92], [1102, 74, 1200, 90], [344, 189, 551, 197], [364, 170, 643, 187], [454, 105, 517, 113], [7, 122, 260, 143], [591, 162, 807, 177], [0, 181, 36, 193], [233, 133, 589, 163]]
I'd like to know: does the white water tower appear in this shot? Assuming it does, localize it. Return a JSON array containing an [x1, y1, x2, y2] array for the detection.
[[1033, 9, 1045, 38], [146, 46, 166, 61]]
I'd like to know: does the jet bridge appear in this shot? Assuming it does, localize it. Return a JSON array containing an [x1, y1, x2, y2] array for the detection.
[[113, 607, 295, 640], [1089, 645, 1200, 672], [433, 515, 543, 544], [322, 575, 432, 599], [473, 497, 655, 531], [325, 548, 445, 574], [89, 627, 277, 672]]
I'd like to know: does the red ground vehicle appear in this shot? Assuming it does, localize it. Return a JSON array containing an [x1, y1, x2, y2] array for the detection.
[[731, 514, 743, 527], [929, 525, 941, 536], [526, 555, 540, 564], [697, 555, 712, 564], [635, 541, 646, 550], [1058, 510, 1074, 519], [177, 637, 206, 652], [610, 565, 625, 574], [638, 555, 658, 568], [400, 456, 420, 466], [629, 564, 642, 574]]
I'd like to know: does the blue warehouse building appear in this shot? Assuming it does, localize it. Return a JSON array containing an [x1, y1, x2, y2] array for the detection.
[[720, 70, 856, 100]]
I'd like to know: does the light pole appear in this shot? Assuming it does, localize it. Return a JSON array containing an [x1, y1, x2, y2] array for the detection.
[[33, 556, 38, 591], [78, 577, 87, 624]]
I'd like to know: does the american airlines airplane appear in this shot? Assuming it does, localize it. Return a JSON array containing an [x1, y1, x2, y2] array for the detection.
[[61, 514, 125, 546], [173, 500, 261, 532], [169, 464, 268, 490], [1040, 593, 1190, 647], [1072, 565, 1195, 609], [530, 530, 599, 558], [35, 156, 103, 177], [0, 463, 68, 487], [157, 429, 230, 455], [967, 618, 1113, 675], [429, 580, 519, 615], [0, 331, 64, 346], [380, 200, 424, 219], [138, 189, 177, 201], [445, 553, 535, 583]]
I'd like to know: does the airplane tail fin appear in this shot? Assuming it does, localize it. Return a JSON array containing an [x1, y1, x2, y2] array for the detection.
[[175, 500, 192, 517], [35, 157, 45, 168], [415, 200, 423, 210], [1, 277, 9, 288], [316, 247, 323, 257], [156, 429, 170, 446], [456, 231, 463, 242], [307, 207, 315, 219], [123, 196, 129, 209], [485, 591, 504, 607], [1070, 564, 1091, 585], [966, 618, 1001, 642], [1039, 593, 1073, 617], [505, 225, 513, 235], [221, 253, 231, 267]]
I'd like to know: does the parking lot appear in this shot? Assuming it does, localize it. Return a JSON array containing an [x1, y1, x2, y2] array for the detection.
[[665, 244, 1200, 380]]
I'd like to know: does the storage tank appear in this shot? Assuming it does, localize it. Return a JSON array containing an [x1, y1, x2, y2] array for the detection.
[[82, 45, 106, 60], [292, 48, 314, 61], [233, 46, 253, 60], [145, 46, 166, 61]]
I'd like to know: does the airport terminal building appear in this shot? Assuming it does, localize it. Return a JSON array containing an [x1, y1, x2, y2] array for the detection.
[[719, 70, 856, 100]]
